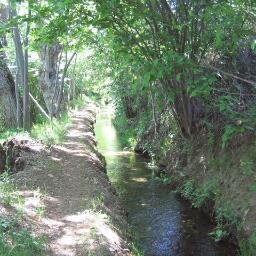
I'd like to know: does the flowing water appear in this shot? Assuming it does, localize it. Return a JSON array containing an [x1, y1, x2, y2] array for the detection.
[[95, 105, 237, 256]]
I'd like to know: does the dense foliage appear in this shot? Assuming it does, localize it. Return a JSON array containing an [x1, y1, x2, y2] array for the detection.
[[1, 0, 256, 255]]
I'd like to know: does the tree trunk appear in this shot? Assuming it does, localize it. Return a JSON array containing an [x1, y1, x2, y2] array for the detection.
[[22, 5, 30, 130], [39, 43, 62, 117], [9, 4, 23, 128], [0, 4, 17, 128], [0, 55, 17, 127], [55, 51, 76, 114]]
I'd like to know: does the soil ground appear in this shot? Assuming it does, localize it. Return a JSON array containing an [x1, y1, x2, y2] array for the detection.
[[13, 104, 130, 256]]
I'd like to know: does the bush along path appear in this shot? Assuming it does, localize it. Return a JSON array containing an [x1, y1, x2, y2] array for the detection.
[[6, 104, 131, 256]]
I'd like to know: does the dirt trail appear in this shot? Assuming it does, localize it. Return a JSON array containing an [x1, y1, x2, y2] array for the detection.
[[14, 104, 130, 256]]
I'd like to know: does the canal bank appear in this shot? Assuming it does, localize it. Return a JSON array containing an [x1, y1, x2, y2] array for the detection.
[[12, 103, 131, 256], [95, 105, 237, 256]]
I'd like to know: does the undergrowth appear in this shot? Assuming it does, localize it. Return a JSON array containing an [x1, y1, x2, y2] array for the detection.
[[0, 172, 46, 255], [178, 179, 240, 242], [0, 95, 90, 146], [113, 109, 137, 149], [31, 112, 70, 146], [0, 129, 24, 144], [31, 95, 90, 146], [239, 232, 256, 256]]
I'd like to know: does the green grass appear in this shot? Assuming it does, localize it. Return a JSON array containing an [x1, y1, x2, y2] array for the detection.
[[69, 94, 92, 109], [128, 230, 144, 256], [0, 95, 90, 146], [239, 232, 256, 256], [0, 223, 46, 256], [154, 172, 172, 185], [31, 112, 70, 146], [0, 172, 24, 211], [0, 114, 69, 147], [130, 242, 144, 256], [31, 95, 91, 146], [0, 129, 25, 144], [0, 172, 46, 255], [113, 112, 137, 149]]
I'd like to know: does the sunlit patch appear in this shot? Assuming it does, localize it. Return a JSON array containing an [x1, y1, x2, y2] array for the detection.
[[17, 189, 59, 219], [47, 210, 123, 255], [11, 133, 45, 152], [199, 155, 205, 163], [41, 218, 64, 228], [51, 156, 61, 161], [146, 162, 158, 170], [103, 125, 117, 141], [131, 177, 148, 183], [104, 150, 131, 157]]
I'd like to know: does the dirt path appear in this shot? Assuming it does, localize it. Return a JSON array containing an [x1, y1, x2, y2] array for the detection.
[[14, 104, 130, 256]]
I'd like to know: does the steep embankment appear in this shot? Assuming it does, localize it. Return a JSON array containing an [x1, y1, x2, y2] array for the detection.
[[136, 125, 256, 254], [12, 104, 131, 256], [165, 138, 256, 252]]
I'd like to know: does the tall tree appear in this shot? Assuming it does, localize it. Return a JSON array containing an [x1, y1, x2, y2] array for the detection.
[[23, 1, 30, 130], [39, 42, 62, 117], [0, 42, 17, 127], [9, 3, 23, 128]]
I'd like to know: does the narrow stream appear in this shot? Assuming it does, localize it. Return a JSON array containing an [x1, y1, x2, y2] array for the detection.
[[95, 105, 237, 256]]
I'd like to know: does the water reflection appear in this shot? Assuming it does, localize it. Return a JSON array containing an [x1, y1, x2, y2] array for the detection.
[[95, 106, 237, 256]]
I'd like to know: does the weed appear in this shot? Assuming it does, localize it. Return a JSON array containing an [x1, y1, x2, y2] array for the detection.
[[35, 206, 45, 219], [0, 173, 47, 255], [179, 179, 218, 209], [215, 204, 240, 229], [250, 183, 256, 192], [129, 242, 144, 256], [240, 159, 254, 177], [89, 227, 98, 240], [209, 202, 241, 243], [155, 172, 172, 185], [192, 182, 217, 208], [91, 194, 105, 212], [128, 230, 144, 256], [239, 232, 256, 256], [0, 216, 44, 255], [31, 95, 89, 146], [69, 95, 91, 110], [209, 227, 228, 242], [0, 172, 24, 210], [31, 112, 70, 146], [180, 180, 194, 201], [0, 129, 25, 144]]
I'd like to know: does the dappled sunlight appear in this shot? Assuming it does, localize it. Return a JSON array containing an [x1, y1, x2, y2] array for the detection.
[[49, 209, 123, 255], [8, 107, 129, 256], [104, 150, 132, 157], [131, 177, 148, 183], [66, 128, 88, 138], [16, 185, 124, 256], [17, 188, 60, 219], [54, 144, 102, 163], [51, 156, 62, 162]]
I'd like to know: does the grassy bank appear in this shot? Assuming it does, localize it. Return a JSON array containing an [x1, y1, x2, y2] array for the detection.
[[0, 172, 46, 256], [168, 140, 256, 256]]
